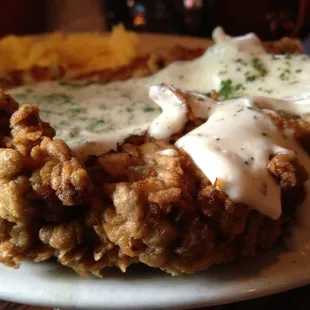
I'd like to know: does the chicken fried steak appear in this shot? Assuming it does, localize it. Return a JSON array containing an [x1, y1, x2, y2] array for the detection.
[[91, 140, 306, 275]]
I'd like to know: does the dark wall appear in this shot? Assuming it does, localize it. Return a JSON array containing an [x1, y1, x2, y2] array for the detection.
[[0, 0, 47, 36]]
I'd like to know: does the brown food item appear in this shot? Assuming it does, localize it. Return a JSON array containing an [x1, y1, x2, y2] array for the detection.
[[0, 92, 93, 269], [91, 133, 307, 275], [0, 37, 307, 276]]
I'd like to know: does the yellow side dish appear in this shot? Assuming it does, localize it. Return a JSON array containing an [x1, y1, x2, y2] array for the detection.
[[0, 24, 138, 74]]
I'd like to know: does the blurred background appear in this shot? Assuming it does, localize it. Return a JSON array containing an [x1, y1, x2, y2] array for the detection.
[[1, 0, 310, 40]]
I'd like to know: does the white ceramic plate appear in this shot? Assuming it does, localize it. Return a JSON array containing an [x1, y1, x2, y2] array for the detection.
[[0, 248, 310, 309], [1, 34, 310, 309]]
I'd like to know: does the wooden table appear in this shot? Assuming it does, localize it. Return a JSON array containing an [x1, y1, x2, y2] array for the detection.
[[1, 284, 309, 310]]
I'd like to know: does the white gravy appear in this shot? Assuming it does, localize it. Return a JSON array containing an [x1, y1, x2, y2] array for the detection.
[[9, 27, 310, 159], [175, 97, 310, 220], [148, 84, 188, 140]]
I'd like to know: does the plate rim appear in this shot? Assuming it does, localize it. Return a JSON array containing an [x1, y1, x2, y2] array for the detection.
[[0, 248, 310, 309]]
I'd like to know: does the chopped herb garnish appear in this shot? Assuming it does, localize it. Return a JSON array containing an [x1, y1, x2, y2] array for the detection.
[[245, 57, 268, 82], [260, 182, 268, 196], [262, 89, 273, 94], [42, 92, 73, 104], [296, 69, 302, 73], [251, 57, 268, 77], [245, 74, 257, 82], [58, 80, 77, 87], [279, 68, 291, 81], [25, 88, 34, 93], [235, 58, 248, 66], [69, 130, 79, 138], [121, 93, 131, 99], [14, 93, 27, 100], [143, 107, 155, 112], [41, 109, 62, 116], [235, 84, 244, 91], [67, 107, 85, 117], [216, 79, 245, 100], [86, 119, 105, 132], [59, 120, 69, 126], [247, 106, 259, 112]]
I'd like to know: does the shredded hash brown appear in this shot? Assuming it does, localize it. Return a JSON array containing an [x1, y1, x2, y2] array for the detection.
[[0, 24, 138, 79], [0, 35, 307, 276]]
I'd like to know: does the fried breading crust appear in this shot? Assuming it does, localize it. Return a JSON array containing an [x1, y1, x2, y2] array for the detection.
[[90, 138, 306, 275], [0, 93, 94, 269]]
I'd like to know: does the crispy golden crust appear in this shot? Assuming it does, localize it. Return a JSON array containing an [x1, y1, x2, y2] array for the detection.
[[89, 137, 306, 275], [0, 95, 93, 268]]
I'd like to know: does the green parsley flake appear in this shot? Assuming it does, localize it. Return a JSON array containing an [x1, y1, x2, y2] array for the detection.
[[279, 68, 291, 81], [251, 57, 268, 77], [216, 79, 245, 100], [284, 53, 292, 60], [42, 92, 73, 104], [86, 119, 105, 132], [14, 93, 27, 101], [245, 57, 268, 82], [144, 107, 155, 112]]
